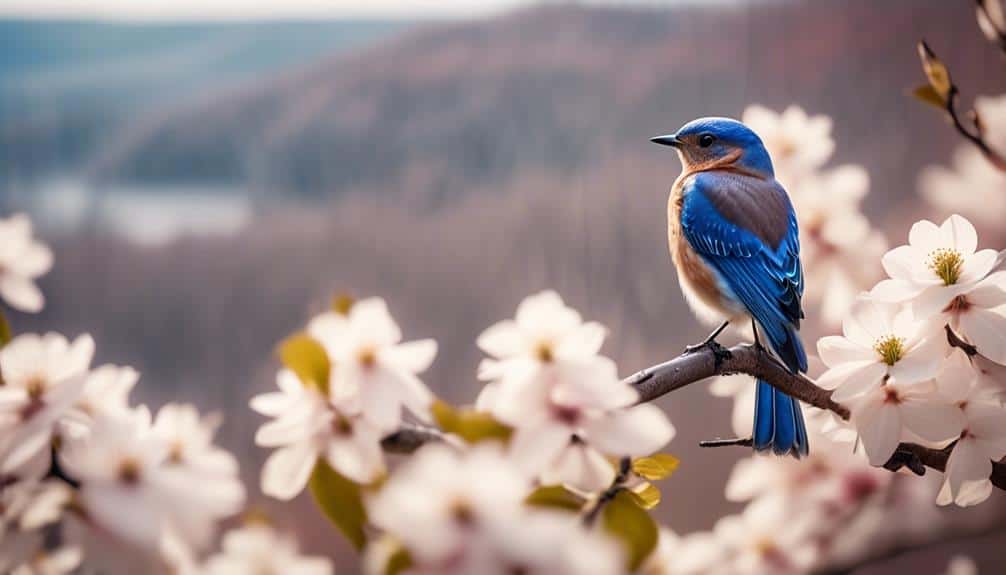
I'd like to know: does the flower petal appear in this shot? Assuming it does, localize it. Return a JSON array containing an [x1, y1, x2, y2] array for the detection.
[[583, 404, 675, 456], [261, 442, 319, 500]]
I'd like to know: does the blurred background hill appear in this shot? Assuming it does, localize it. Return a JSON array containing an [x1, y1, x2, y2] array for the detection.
[[3, 0, 1006, 569]]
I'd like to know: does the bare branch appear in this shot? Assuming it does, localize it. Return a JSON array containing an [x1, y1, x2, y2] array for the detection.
[[918, 39, 1006, 172], [381, 423, 445, 454], [621, 342, 849, 418], [385, 332, 1006, 491]]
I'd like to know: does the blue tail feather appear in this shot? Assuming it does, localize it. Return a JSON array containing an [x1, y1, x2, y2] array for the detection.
[[752, 379, 808, 458]]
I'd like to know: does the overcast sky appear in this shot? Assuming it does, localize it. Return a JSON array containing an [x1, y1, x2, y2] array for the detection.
[[0, 0, 728, 21]]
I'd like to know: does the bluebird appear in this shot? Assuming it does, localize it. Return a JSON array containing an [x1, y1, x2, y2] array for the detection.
[[651, 117, 809, 457]]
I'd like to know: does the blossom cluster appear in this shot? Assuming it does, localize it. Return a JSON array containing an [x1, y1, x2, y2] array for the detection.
[[815, 213, 1006, 506], [475, 291, 675, 493], [0, 216, 264, 574], [743, 105, 888, 326], [921, 94, 1006, 231], [251, 296, 438, 498], [252, 291, 677, 574]]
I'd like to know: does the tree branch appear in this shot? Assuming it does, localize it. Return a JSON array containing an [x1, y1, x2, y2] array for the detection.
[[380, 423, 445, 454], [620, 342, 849, 418], [386, 329, 1005, 490], [918, 39, 1006, 172]]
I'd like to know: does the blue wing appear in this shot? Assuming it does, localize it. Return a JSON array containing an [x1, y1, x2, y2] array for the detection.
[[681, 172, 809, 457], [680, 172, 807, 373]]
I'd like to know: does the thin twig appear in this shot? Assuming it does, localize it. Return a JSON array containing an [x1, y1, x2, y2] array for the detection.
[[582, 457, 631, 526], [380, 423, 445, 454], [919, 39, 1006, 172]]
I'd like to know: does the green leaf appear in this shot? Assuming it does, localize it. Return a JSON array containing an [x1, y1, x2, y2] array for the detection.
[[525, 485, 587, 512], [308, 460, 367, 550], [631, 454, 680, 481], [0, 309, 10, 349], [603, 490, 659, 571], [912, 84, 947, 110], [278, 333, 330, 394], [627, 482, 661, 510], [385, 546, 413, 575], [431, 400, 512, 444]]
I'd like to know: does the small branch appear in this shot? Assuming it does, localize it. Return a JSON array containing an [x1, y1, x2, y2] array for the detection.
[[918, 39, 1006, 172], [582, 457, 631, 526], [699, 437, 753, 448], [621, 342, 849, 419], [946, 324, 978, 356], [380, 423, 444, 454]]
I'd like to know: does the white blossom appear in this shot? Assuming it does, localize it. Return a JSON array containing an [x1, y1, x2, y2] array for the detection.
[[712, 497, 820, 575], [477, 291, 673, 492], [725, 411, 890, 506], [252, 369, 385, 499], [60, 406, 244, 555], [920, 95, 1006, 229], [741, 105, 835, 187], [0, 333, 93, 477], [152, 403, 240, 480], [935, 350, 1006, 507], [0, 214, 53, 314], [61, 364, 138, 436], [847, 377, 962, 466], [816, 298, 943, 402], [871, 215, 999, 320], [368, 443, 622, 575], [476, 290, 608, 386], [791, 166, 888, 325], [307, 298, 436, 433], [203, 524, 333, 575]]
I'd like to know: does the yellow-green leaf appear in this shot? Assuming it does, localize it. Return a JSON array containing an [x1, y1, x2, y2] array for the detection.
[[627, 482, 661, 510], [912, 84, 947, 110], [0, 309, 10, 349], [603, 490, 659, 570], [525, 485, 587, 512], [917, 41, 952, 99], [385, 546, 413, 575], [278, 333, 330, 394], [431, 400, 512, 444], [631, 454, 680, 481], [308, 460, 367, 550]]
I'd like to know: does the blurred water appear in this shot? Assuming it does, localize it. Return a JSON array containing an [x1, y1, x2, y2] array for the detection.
[[9, 178, 250, 245]]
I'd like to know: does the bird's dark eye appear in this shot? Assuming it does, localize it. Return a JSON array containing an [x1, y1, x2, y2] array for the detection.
[[699, 134, 716, 148]]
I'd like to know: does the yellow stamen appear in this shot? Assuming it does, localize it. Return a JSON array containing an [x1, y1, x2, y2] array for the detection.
[[928, 248, 964, 285], [25, 376, 46, 399], [874, 335, 905, 366], [117, 457, 142, 485], [535, 342, 554, 363], [358, 347, 377, 368]]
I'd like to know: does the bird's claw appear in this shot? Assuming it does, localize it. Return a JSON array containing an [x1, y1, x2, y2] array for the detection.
[[684, 339, 732, 368]]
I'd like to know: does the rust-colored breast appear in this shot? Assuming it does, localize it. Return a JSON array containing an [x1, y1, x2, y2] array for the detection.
[[667, 175, 733, 319]]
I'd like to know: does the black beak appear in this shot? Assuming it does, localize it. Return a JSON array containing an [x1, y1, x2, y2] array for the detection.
[[650, 134, 683, 148]]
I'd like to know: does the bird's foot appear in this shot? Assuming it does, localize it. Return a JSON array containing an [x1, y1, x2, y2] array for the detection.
[[684, 338, 733, 368], [684, 321, 731, 361]]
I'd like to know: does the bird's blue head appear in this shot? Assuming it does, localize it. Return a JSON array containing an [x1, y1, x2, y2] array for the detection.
[[650, 117, 774, 177]]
